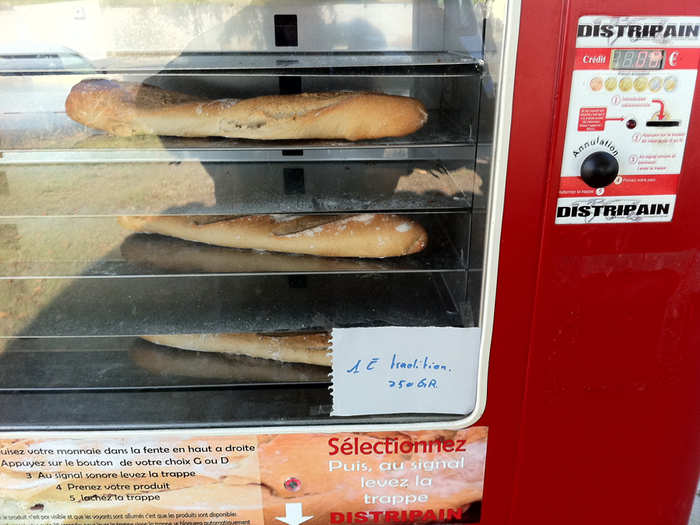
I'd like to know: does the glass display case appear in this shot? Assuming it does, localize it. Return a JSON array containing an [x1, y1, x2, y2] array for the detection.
[[0, 0, 503, 430]]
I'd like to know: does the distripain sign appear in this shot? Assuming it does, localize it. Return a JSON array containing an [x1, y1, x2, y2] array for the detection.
[[555, 15, 699, 224], [330, 508, 466, 523]]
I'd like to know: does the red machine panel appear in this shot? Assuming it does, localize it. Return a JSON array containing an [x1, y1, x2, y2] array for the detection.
[[486, 1, 700, 524]]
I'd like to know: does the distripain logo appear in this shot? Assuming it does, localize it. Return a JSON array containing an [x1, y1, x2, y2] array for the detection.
[[577, 23, 700, 39], [330, 508, 465, 523], [557, 202, 670, 219]]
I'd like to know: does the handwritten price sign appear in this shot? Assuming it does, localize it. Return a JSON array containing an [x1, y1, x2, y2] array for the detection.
[[330, 327, 481, 416]]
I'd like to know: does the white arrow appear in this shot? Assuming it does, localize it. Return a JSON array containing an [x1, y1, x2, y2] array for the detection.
[[275, 503, 313, 525]]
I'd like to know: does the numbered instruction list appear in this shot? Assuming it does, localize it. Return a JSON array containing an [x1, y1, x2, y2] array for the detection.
[[0, 436, 263, 525]]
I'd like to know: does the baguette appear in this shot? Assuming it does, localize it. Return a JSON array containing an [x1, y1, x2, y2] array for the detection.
[[141, 332, 331, 367], [118, 214, 428, 258], [130, 341, 331, 382], [120, 233, 389, 273], [65, 79, 428, 141]]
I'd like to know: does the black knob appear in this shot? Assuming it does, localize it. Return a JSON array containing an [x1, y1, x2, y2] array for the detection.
[[580, 151, 619, 188]]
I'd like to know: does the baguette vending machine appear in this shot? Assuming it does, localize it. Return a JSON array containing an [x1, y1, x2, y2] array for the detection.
[[0, 1, 698, 525]]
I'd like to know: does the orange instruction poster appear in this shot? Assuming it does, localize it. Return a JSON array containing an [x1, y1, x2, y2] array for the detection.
[[0, 428, 486, 524]]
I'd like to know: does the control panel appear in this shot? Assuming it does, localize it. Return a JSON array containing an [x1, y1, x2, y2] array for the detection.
[[556, 16, 700, 224]]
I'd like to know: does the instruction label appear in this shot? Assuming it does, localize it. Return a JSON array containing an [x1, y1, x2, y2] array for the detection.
[[556, 16, 700, 224], [0, 435, 263, 524], [0, 429, 486, 524]]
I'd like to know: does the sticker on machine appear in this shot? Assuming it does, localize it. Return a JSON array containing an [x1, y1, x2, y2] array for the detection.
[[0, 428, 487, 524], [555, 15, 700, 224], [556, 195, 676, 223]]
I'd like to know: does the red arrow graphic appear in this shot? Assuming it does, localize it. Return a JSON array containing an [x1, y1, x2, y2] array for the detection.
[[605, 117, 624, 122], [652, 99, 665, 119]]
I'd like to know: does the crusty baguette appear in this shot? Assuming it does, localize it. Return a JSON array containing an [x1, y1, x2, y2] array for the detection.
[[141, 332, 331, 367], [120, 233, 389, 273], [118, 214, 427, 258], [130, 341, 331, 381], [65, 79, 428, 141]]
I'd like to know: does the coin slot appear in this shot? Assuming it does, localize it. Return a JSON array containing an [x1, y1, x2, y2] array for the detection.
[[282, 150, 303, 157], [646, 120, 680, 127]]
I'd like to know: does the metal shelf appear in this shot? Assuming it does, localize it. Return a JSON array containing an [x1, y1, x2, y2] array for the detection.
[[0, 387, 463, 431], [1, 272, 471, 337], [0, 144, 474, 164], [0, 213, 468, 278], [0, 337, 330, 390], [0, 161, 480, 216], [0, 109, 473, 163], [0, 51, 481, 76]]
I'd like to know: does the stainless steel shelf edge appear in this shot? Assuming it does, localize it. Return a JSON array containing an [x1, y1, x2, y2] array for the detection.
[[1, 273, 472, 337], [0, 145, 474, 165], [0, 389, 463, 431], [0, 51, 482, 76]]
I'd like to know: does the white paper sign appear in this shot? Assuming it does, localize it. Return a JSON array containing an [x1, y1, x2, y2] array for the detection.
[[330, 327, 481, 416]]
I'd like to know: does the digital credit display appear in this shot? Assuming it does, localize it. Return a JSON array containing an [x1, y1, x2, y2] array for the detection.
[[610, 49, 665, 70]]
